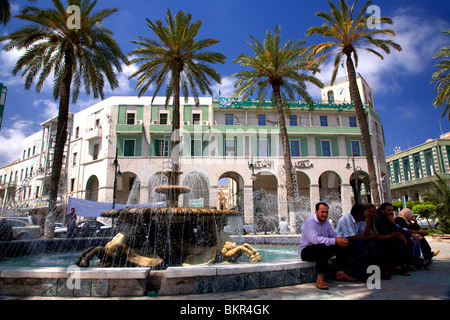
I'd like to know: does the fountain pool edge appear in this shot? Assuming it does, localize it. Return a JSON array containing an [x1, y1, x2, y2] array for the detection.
[[0, 258, 337, 297]]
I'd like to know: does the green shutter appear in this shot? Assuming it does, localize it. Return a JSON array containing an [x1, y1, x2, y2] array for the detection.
[[331, 137, 339, 156], [315, 137, 322, 156], [136, 105, 143, 121], [301, 137, 308, 156], [118, 105, 126, 124], [151, 105, 158, 121]]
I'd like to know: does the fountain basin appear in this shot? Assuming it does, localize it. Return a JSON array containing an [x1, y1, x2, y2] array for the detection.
[[0, 258, 337, 297]]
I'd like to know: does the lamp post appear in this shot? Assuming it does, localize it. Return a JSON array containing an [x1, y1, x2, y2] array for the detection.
[[346, 153, 365, 204], [112, 148, 121, 225], [249, 154, 257, 234]]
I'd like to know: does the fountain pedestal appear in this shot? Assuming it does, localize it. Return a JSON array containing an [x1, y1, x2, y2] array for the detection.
[[77, 170, 245, 268]]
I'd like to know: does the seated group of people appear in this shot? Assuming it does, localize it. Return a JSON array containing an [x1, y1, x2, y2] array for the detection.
[[298, 201, 439, 290]]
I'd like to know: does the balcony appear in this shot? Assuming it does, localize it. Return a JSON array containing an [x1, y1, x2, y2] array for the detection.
[[84, 126, 102, 141], [116, 123, 143, 134]]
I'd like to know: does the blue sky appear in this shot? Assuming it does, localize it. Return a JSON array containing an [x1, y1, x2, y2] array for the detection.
[[0, 0, 449, 166]]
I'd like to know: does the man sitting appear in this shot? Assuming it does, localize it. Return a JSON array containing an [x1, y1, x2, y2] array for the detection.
[[299, 202, 357, 290]]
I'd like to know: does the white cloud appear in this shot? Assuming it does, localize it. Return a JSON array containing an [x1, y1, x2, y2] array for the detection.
[[33, 99, 59, 119], [211, 76, 236, 97], [0, 118, 34, 165], [311, 11, 449, 95], [105, 61, 140, 96]]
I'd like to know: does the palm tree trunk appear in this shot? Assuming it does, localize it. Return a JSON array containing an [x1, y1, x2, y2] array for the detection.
[[171, 70, 181, 173], [273, 83, 297, 233], [345, 54, 381, 206], [44, 54, 73, 239]]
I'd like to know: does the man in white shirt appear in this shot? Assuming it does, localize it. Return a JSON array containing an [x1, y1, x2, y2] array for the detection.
[[278, 217, 290, 235]]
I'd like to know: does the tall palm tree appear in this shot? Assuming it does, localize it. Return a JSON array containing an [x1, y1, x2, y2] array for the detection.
[[128, 9, 225, 171], [305, 0, 402, 206], [431, 29, 450, 120], [232, 26, 323, 232], [0, 0, 127, 238]]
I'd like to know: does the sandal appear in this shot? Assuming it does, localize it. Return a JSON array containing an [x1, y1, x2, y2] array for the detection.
[[336, 274, 358, 282], [315, 280, 329, 290], [393, 267, 411, 276]]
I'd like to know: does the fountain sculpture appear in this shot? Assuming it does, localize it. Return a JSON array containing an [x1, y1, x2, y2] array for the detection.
[[76, 169, 262, 268]]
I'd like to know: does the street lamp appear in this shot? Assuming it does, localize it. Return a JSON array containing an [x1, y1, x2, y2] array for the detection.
[[346, 154, 365, 204], [248, 154, 257, 234], [112, 148, 122, 225], [249, 154, 257, 181]]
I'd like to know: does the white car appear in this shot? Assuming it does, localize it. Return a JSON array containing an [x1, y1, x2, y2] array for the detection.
[[414, 215, 440, 230], [54, 223, 68, 238]]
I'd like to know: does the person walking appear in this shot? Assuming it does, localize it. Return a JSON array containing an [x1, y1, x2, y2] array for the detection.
[[67, 208, 78, 238]]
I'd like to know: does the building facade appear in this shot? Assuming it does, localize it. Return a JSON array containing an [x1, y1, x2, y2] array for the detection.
[[386, 132, 450, 202], [0, 74, 390, 233]]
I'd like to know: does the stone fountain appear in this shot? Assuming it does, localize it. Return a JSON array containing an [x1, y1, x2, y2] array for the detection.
[[76, 170, 261, 268]]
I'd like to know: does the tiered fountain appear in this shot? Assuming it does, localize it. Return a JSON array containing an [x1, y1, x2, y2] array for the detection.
[[76, 169, 261, 268]]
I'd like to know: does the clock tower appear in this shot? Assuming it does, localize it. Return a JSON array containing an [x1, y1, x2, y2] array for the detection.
[[321, 74, 374, 109]]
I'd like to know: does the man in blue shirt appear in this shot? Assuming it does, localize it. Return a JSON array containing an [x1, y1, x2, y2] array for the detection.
[[299, 202, 356, 290], [336, 204, 375, 280]]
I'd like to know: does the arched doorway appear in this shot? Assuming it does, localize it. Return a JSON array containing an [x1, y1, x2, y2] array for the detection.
[[182, 171, 210, 208], [86, 175, 99, 201], [217, 171, 244, 212], [350, 170, 371, 204], [253, 172, 278, 233], [115, 171, 137, 205], [148, 172, 168, 204], [319, 171, 342, 227]]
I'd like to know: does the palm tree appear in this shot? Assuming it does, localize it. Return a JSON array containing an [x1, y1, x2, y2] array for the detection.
[[0, 0, 36, 25], [431, 29, 450, 120], [423, 174, 450, 233], [128, 9, 225, 171], [305, 0, 402, 206], [0, 0, 127, 238], [0, 0, 12, 25], [232, 26, 323, 232]]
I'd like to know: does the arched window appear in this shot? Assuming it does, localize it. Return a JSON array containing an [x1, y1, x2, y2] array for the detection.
[[327, 90, 334, 102]]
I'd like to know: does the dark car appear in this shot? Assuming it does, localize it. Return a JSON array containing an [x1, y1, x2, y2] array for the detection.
[[77, 220, 116, 237]]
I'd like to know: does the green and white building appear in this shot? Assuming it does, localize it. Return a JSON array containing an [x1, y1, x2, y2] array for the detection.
[[386, 132, 450, 203], [0, 74, 390, 232]]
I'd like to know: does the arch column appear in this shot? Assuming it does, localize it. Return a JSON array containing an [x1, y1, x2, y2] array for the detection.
[[209, 185, 218, 208], [310, 184, 320, 214], [340, 183, 352, 215], [140, 184, 150, 205], [243, 185, 254, 225]]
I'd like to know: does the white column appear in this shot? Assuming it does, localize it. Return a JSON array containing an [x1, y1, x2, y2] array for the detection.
[[209, 185, 218, 208], [243, 185, 254, 225], [340, 183, 352, 215], [310, 184, 320, 215]]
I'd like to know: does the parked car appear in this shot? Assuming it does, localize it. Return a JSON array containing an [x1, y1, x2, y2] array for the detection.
[[0, 216, 34, 225], [0, 218, 40, 240], [54, 223, 68, 238], [414, 214, 440, 230], [77, 220, 116, 237]]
